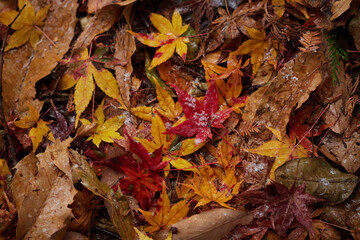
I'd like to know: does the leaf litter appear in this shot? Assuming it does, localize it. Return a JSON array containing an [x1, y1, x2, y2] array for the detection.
[[0, 0, 360, 239]]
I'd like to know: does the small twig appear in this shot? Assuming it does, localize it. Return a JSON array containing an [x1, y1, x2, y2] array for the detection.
[[33, 25, 57, 48], [212, 129, 243, 156], [0, 5, 26, 166]]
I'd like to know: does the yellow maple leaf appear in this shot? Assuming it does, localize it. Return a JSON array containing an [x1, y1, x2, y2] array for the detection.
[[185, 155, 236, 209], [131, 81, 182, 122], [231, 27, 277, 76], [80, 101, 124, 148], [0, 0, 50, 51], [245, 126, 309, 180], [15, 105, 54, 152], [128, 10, 189, 68], [139, 184, 189, 232], [58, 48, 126, 127]]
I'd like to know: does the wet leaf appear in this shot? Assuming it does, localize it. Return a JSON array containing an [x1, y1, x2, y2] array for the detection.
[[275, 158, 359, 205], [128, 10, 189, 68], [139, 184, 189, 232], [0, 0, 50, 51]]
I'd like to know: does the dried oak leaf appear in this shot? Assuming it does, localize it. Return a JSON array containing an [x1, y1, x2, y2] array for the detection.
[[58, 48, 126, 127], [15, 104, 55, 152], [139, 184, 189, 232], [0, 0, 50, 51], [240, 181, 323, 236], [165, 81, 233, 144], [242, 51, 325, 138], [128, 10, 189, 68], [11, 139, 77, 239]]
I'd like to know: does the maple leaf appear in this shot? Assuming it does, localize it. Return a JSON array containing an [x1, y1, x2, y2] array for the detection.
[[231, 27, 277, 76], [136, 114, 203, 175], [165, 81, 233, 144], [245, 126, 309, 180], [58, 48, 126, 127], [128, 10, 190, 69], [185, 155, 237, 209], [202, 55, 249, 112], [139, 184, 189, 232], [80, 101, 124, 148], [131, 81, 182, 122], [240, 181, 323, 236], [15, 105, 55, 152], [0, 0, 50, 51]]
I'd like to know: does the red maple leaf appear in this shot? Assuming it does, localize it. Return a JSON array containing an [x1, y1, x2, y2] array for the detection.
[[240, 181, 323, 236], [165, 81, 233, 144]]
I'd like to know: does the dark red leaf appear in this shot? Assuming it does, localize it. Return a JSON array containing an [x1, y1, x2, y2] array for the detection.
[[240, 181, 323, 236]]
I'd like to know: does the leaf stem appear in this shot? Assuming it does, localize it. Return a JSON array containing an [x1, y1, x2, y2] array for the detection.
[[34, 25, 58, 48], [212, 129, 243, 157]]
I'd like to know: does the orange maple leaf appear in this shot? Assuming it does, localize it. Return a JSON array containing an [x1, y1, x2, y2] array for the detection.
[[231, 27, 278, 76], [128, 10, 190, 69], [15, 105, 55, 152], [139, 184, 189, 232], [0, 0, 51, 51]]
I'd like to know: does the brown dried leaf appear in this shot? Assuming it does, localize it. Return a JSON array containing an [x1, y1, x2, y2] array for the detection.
[[115, 24, 136, 109], [319, 128, 360, 173], [155, 208, 253, 240], [73, 5, 122, 53], [2, 0, 78, 119], [243, 51, 325, 138], [299, 31, 321, 53], [88, 0, 136, 13], [349, 8, 360, 50], [11, 138, 77, 240]]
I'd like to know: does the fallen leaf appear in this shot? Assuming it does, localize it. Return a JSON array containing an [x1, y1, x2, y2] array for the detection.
[[58, 48, 126, 127], [139, 184, 189, 232], [240, 181, 323, 236], [87, 0, 136, 13], [245, 126, 309, 180], [165, 81, 233, 144], [319, 128, 360, 173], [128, 10, 189, 68], [275, 158, 359, 205], [70, 150, 135, 240], [80, 101, 125, 148], [11, 139, 77, 239], [15, 105, 55, 152], [2, 0, 78, 119], [155, 208, 253, 240], [0, 0, 50, 51], [230, 27, 277, 76], [115, 24, 136, 109], [73, 5, 121, 52], [243, 51, 325, 138]]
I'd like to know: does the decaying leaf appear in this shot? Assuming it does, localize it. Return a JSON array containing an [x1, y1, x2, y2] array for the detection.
[[155, 208, 253, 240], [240, 181, 323, 236], [2, 0, 78, 119], [70, 150, 135, 240], [275, 157, 358, 205], [11, 139, 77, 239], [0, 0, 50, 51], [243, 51, 325, 138]]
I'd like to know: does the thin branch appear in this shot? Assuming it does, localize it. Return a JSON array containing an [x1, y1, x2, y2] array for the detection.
[[0, 4, 27, 166]]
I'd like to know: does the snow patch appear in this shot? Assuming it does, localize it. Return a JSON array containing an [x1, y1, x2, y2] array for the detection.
[[184, 96, 197, 108]]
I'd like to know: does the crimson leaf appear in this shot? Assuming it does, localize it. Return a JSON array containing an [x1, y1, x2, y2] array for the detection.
[[165, 81, 232, 144]]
